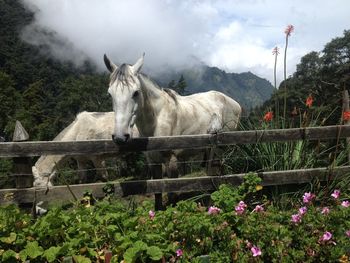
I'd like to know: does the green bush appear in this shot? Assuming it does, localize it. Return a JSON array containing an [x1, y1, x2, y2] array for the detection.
[[0, 173, 349, 262]]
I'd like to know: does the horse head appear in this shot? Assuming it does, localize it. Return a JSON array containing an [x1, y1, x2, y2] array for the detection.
[[104, 53, 145, 143]]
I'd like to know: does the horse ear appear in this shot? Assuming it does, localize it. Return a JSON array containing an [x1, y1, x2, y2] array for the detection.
[[103, 54, 118, 73], [132, 53, 145, 73]]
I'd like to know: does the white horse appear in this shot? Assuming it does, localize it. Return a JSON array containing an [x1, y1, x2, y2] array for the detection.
[[103, 53, 241, 209], [33, 111, 138, 187]]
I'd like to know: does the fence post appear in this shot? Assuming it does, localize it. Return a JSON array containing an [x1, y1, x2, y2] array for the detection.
[[342, 90, 350, 163], [12, 121, 33, 189], [206, 147, 221, 176]]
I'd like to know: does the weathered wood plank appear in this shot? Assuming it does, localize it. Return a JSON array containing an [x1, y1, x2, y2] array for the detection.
[[1, 125, 350, 157], [1, 166, 348, 204]]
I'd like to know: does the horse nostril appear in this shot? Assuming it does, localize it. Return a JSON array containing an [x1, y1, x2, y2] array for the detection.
[[124, 134, 130, 142]]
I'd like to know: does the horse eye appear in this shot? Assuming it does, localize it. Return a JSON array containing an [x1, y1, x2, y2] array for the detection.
[[132, 91, 140, 99]]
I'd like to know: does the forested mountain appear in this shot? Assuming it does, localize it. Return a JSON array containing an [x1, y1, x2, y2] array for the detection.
[[255, 30, 350, 125], [158, 66, 274, 111], [0, 0, 111, 140]]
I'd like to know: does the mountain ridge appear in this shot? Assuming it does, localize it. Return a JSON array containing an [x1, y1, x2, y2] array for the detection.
[[156, 65, 274, 111]]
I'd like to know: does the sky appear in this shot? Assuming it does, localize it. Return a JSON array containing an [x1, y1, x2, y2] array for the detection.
[[21, 0, 350, 86]]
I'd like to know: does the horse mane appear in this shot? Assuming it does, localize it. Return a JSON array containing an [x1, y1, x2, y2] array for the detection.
[[163, 88, 179, 104], [139, 74, 178, 104], [109, 64, 136, 87]]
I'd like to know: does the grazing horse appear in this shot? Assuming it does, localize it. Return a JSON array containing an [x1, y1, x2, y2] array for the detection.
[[33, 111, 138, 187], [104, 53, 242, 209]]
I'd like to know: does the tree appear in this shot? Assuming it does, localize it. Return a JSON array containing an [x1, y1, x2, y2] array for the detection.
[[174, 75, 187, 95], [54, 74, 111, 131], [14, 80, 49, 140], [0, 71, 19, 137], [167, 79, 176, 90]]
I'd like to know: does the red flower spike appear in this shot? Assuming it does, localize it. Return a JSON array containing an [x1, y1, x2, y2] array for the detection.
[[263, 111, 273, 122], [285, 24, 294, 36], [343, 110, 350, 121], [306, 95, 313, 108]]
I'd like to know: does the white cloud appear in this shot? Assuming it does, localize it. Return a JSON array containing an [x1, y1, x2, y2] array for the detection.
[[21, 0, 350, 86]]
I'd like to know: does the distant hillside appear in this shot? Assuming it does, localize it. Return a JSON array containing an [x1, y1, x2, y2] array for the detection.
[[156, 65, 274, 111]]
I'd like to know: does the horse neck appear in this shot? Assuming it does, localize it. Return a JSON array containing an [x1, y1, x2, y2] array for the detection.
[[136, 75, 167, 136], [35, 155, 65, 176], [34, 115, 80, 176]]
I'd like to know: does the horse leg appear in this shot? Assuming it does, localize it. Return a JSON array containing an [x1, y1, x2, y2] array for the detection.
[[76, 158, 89, 184], [91, 156, 108, 181]]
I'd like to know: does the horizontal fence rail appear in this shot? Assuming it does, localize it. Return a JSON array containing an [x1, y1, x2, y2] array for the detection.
[[1, 166, 348, 204], [0, 125, 349, 157]]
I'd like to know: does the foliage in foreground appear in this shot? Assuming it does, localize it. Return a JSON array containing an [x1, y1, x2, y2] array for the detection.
[[0, 174, 350, 262]]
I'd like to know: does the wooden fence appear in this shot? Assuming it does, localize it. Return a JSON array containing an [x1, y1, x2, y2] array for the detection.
[[2, 125, 350, 157], [1, 123, 350, 205]]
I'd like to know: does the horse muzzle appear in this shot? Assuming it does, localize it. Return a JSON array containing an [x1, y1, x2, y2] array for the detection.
[[112, 134, 130, 144]]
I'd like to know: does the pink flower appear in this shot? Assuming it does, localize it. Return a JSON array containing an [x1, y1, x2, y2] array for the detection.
[[253, 205, 264, 213], [235, 201, 247, 215], [235, 206, 245, 215], [251, 246, 262, 257], [331, 189, 340, 199], [298, 206, 307, 216], [346, 230, 350, 237], [149, 210, 155, 220], [320, 231, 332, 242], [321, 207, 330, 215], [238, 201, 247, 208], [303, 192, 316, 204], [341, 200, 350, 208], [291, 214, 302, 224], [208, 206, 221, 215], [176, 249, 183, 257]]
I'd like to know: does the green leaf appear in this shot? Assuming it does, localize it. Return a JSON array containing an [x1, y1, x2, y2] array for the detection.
[[124, 247, 140, 263], [146, 246, 163, 261], [73, 255, 92, 263], [25, 241, 44, 259], [2, 249, 16, 261], [18, 249, 27, 261], [123, 241, 148, 263], [0, 232, 16, 244], [106, 225, 118, 233], [134, 240, 148, 251], [43, 246, 61, 262]]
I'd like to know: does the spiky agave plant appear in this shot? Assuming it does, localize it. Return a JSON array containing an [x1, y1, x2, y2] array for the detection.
[[222, 101, 340, 174]]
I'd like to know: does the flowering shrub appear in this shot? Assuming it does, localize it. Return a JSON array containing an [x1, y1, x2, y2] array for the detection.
[[0, 173, 349, 262]]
